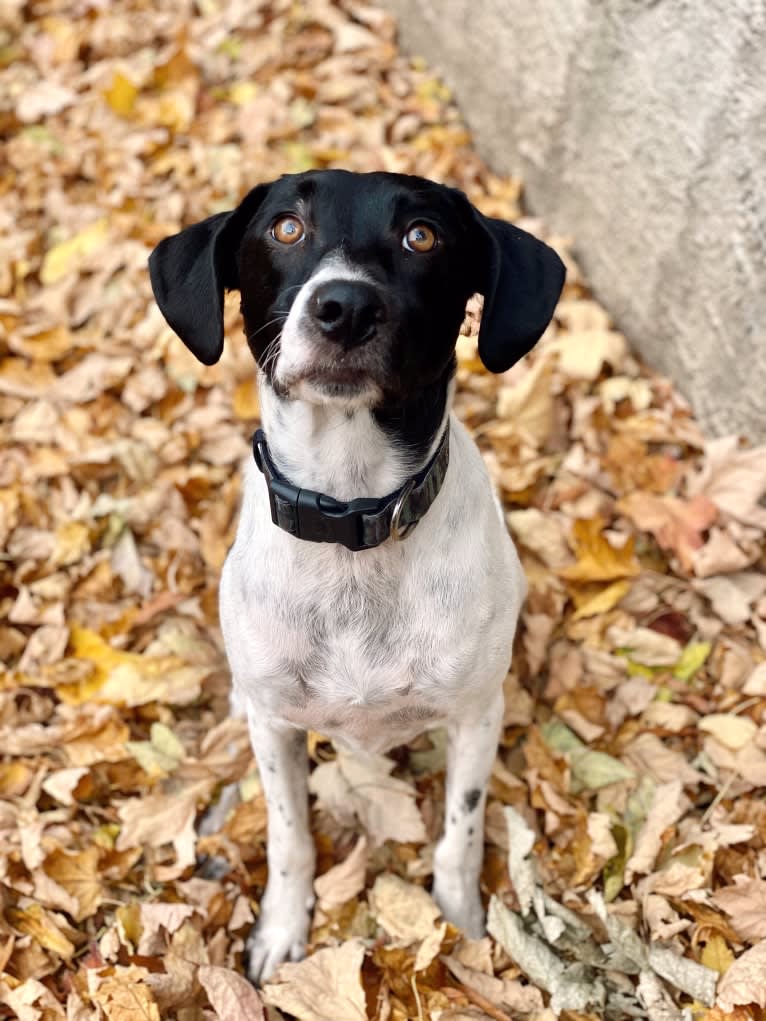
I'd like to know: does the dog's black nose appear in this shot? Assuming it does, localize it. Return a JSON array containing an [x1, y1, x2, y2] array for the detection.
[[311, 280, 385, 349]]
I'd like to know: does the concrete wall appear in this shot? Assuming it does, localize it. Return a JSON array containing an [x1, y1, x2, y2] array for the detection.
[[385, 0, 766, 441]]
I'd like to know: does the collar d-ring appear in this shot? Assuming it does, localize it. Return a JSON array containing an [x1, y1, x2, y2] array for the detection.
[[389, 479, 416, 542]]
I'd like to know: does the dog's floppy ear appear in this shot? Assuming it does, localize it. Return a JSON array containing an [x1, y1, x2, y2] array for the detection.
[[148, 184, 270, 365], [473, 213, 565, 374]]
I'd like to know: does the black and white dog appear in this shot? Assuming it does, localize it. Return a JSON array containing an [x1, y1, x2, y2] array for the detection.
[[149, 170, 564, 983]]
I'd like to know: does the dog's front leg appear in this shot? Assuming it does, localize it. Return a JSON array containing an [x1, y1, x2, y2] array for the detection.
[[432, 691, 504, 938], [244, 701, 315, 984]]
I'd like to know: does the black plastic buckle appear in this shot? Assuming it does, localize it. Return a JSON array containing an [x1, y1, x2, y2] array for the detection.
[[270, 480, 386, 552]]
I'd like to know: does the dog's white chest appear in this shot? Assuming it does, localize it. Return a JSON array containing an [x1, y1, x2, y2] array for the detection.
[[224, 539, 492, 752], [219, 415, 525, 754]]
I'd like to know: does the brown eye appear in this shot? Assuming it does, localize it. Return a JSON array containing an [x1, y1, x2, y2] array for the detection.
[[403, 223, 437, 253], [272, 215, 305, 245]]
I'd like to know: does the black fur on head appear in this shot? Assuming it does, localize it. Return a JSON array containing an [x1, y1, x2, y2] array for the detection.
[[150, 169, 567, 377]]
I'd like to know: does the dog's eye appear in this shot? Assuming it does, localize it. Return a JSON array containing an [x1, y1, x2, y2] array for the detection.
[[403, 223, 437, 253], [272, 215, 305, 245]]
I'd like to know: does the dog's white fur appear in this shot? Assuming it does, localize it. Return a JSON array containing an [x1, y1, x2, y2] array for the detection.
[[217, 258, 527, 982]]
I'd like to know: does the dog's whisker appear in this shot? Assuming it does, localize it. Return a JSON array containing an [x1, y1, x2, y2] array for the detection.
[[259, 332, 283, 376], [246, 315, 288, 344]]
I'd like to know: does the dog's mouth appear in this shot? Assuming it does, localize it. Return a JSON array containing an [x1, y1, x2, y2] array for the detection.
[[281, 365, 384, 405]]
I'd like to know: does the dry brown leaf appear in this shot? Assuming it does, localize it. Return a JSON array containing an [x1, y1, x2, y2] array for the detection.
[[308, 750, 426, 845], [496, 355, 555, 447], [625, 780, 685, 882], [136, 903, 198, 955], [698, 714, 758, 751], [198, 965, 266, 1021], [689, 436, 766, 529], [262, 940, 368, 1021], [713, 876, 766, 943], [559, 517, 641, 583], [716, 939, 766, 1011], [618, 492, 718, 572], [92, 967, 162, 1021], [369, 873, 441, 943], [0, 977, 67, 1021], [314, 836, 368, 910], [43, 846, 104, 922]]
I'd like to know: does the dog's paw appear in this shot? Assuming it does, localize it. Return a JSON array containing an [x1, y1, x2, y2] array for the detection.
[[432, 877, 485, 939], [245, 912, 311, 985]]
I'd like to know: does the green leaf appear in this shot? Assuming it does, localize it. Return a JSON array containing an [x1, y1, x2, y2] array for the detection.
[[541, 719, 584, 755], [672, 641, 711, 682], [603, 823, 629, 902], [571, 750, 635, 790], [541, 720, 635, 791]]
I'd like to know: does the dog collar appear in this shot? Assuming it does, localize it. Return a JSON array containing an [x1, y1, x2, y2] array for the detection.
[[252, 426, 450, 552]]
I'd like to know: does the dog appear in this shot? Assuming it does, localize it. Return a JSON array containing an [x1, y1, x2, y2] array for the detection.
[[149, 169, 564, 983]]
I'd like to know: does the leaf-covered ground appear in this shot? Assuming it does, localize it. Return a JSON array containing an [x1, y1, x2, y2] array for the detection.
[[2, 1, 766, 1019]]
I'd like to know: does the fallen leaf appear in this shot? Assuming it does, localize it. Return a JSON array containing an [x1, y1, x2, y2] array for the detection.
[[369, 874, 440, 943], [689, 437, 766, 530], [198, 965, 265, 1021], [618, 492, 718, 572], [555, 329, 627, 380], [314, 836, 368, 910], [43, 846, 104, 922], [262, 940, 367, 1021], [8, 904, 75, 959], [541, 719, 635, 790], [496, 356, 555, 448], [716, 939, 766, 1011], [625, 779, 685, 882], [698, 714, 758, 751], [308, 749, 426, 845], [40, 221, 110, 285], [712, 876, 766, 942], [559, 517, 641, 583], [92, 967, 162, 1020]]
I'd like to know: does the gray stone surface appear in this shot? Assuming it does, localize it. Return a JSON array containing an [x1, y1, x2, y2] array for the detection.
[[385, 0, 766, 440]]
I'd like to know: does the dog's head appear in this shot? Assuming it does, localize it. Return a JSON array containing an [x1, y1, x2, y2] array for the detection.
[[149, 170, 564, 407]]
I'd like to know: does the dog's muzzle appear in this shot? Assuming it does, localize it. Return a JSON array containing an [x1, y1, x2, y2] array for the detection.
[[252, 427, 450, 552]]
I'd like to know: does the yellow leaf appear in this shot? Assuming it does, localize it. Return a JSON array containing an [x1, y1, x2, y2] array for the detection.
[[570, 579, 632, 619], [40, 219, 109, 285], [43, 846, 103, 921], [232, 378, 260, 420], [61, 627, 207, 707], [8, 903, 75, 959], [701, 932, 735, 976], [64, 717, 131, 767], [228, 81, 258, 105], [116, 903, 142, 949], [103, 71, 138, 116], [126, 721, 185, 777], [51, 521, 90, 567], [10, 324, 74, 361], [559, 518, 641, 583], [93, 967, 161, 1021], [0, 761, 33, 796]]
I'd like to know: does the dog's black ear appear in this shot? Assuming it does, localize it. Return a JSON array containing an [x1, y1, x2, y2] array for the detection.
[[148, 184, 270, 365], [473, 213, 565, 374]]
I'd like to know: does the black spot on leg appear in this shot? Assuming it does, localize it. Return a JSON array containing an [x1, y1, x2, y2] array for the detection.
[[280, 869, 288, 878], [450, 814, 457, 826], [468, 826, 474, 836], [463, 788, 481, 813]]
